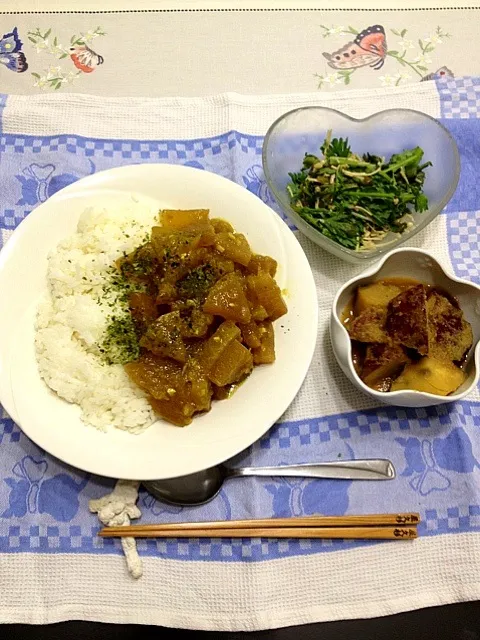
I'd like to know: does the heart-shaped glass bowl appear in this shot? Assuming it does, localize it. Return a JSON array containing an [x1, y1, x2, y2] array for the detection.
[[262, 107, 460, 264], [330, 248, 480, 407]]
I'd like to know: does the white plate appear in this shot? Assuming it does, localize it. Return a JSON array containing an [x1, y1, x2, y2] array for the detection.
[[0, 164, 318, 480]]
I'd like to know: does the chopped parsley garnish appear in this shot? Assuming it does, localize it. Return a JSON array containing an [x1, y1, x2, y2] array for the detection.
[[98, 314, 140, 365], [175, 264, 217, 298], [119, 242, 156, 280]]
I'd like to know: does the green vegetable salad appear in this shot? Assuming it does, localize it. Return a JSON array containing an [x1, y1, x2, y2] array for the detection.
[[287, 132, 432, 251]]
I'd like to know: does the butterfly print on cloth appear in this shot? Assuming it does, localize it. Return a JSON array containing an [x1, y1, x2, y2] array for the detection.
[[266, 477, 352, 517], [396, 427, 480, 496], [421, 66, 454, 82], [15, 159, 95, 206], [1, 455, 89, 522], [323, 25, 387, 71], [69, 44, 104, 73], [0, 27, 28, 73]]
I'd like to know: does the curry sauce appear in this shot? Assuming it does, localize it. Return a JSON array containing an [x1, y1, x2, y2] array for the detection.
[[115, 209, 287, 426]]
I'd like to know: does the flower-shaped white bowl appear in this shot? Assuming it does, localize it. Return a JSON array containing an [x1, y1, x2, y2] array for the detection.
[[330, 248, 480, 407]]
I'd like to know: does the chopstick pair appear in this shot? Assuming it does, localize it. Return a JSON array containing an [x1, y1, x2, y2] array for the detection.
[[98, 513, 420, 540]]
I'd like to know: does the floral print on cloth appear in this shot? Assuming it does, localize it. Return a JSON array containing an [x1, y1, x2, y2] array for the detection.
[[316, 24, 452, 88], [0, 20, 456, 93], [27, 26, 105, 90]]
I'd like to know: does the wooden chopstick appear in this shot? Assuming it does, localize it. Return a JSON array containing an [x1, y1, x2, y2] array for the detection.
[[98, 513, 420, 540], [99, 525, 417, 540], [100, 513, 419, 535]]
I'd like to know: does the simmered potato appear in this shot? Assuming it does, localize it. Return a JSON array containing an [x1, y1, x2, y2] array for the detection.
[[348, 308, 389, 344], [343, 278, 472, 397], [386, 284, 429, 355], [355, 282, 403, 314], [362, 343, 410, 378], [427, 291, 473, 362], [362, 343, 410, 392], [390, 357, 467, 396]]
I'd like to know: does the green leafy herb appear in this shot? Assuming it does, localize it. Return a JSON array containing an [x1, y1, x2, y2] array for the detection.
[[118, 242, 156, 280], [287, 131, 432, 251], [175, 264, 217, 299], [99, 314, 140, 365]]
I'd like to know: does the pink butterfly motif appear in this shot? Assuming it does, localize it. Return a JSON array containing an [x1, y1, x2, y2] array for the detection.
[[323, 25, 387, 71], [69, 43, 104, 73]]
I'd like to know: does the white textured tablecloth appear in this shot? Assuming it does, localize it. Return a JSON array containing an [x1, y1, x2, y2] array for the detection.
[[1, 77, 480, 629]]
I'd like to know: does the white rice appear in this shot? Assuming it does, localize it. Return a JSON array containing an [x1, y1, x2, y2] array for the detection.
[[35, 202, 159, 433]]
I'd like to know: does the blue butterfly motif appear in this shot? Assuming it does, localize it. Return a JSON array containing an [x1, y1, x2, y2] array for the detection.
[[183, 160, 205, 170], [266, 477, 351, 517], [0, 27, 28, 73], [16, 160, 95, 206], [1, 455, 89, 522], [396, 428, 480, 496], [2, 456, 47, 517], [242, 164, 296, 229], [141, 492, 184, 517], [141, 488, 232, 520], [242, 165, 274, 206]]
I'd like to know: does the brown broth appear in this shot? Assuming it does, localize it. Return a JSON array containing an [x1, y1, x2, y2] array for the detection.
[[350, 341, 365, 375], [380, 277, 424, 289], [341, 298, 355, 327]]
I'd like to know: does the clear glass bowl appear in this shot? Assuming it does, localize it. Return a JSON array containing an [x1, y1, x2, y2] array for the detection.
[[262, 107, 460, 264]]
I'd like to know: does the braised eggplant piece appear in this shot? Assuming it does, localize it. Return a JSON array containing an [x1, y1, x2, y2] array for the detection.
[[427, 291, 473, 363], [386, 284, 429, 355]]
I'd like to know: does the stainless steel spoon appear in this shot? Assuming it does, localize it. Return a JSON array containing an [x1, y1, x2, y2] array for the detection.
[[142, 458, 395, 506]]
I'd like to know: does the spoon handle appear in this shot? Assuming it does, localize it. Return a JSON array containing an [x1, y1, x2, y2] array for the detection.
[[229, 459, 395, 481]]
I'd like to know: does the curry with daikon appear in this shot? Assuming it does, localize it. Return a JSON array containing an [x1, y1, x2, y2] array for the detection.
[[113, 209, 287, 425]]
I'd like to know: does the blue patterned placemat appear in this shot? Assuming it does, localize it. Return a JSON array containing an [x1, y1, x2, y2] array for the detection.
[[1, 77, 480, 565]]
